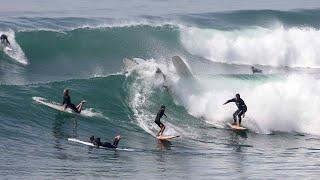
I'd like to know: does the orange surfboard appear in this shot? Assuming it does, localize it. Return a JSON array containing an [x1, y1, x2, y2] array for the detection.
[[227, 123, 247, 131]]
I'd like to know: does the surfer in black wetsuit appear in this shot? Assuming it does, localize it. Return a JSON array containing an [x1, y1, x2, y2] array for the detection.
[[0, 34, 10, 46], [62, 89, 86, 113], [251, 66, 262, 74], [89, 135, 121, 149], [223, 93, 247, 126], [155, 105, 167, 136]]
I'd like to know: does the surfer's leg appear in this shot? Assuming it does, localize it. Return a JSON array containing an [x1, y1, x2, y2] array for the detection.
[[155, 119, 162, 136], [237, 112, 242, 126], [233, 110, 240, 125], [112, 135, 121, 148], [159, 123, 166, 136], [70, 104, 79, 113], [238, 109, 245, 126], [76, 101, 86, 113]]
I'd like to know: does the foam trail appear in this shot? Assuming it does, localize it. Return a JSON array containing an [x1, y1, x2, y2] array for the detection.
[[180, 25, 320, 68]]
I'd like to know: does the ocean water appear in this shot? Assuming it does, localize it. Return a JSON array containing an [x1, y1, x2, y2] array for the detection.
[[1, 1, 320, 179]]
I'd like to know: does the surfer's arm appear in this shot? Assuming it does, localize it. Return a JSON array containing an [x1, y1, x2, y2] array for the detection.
[[223, 98, 235, 105], [62, 99, 67, 109], [164, 113, 167, 118]]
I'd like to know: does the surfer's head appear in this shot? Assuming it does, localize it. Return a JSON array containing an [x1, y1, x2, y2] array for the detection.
[[89, 136, 95, 142], [161, 105, 166, 110], [235, 93, 240, 100], [63, 89, 69, 96], [156, 67, 162, 74]]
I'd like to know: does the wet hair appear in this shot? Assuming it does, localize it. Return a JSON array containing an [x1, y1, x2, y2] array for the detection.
[[63, 89, 69, 95], [236, 94, 240, 98], [161, 105, 166, 109]]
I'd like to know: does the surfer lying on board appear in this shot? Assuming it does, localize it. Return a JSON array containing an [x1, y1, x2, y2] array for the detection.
[[89, 135, 122, 149], [0, 34, 10, 46], [155, 105, 167, 136], [62, 89, 86, 113], [223, 93, 247, 126]]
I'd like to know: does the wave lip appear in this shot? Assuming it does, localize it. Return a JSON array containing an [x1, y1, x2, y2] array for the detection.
[[180, 25, 320, 68]]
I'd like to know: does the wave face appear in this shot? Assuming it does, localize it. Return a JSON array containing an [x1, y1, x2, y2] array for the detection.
[[2, 8, 320, 179]]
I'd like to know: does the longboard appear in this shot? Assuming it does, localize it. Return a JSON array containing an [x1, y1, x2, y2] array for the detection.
[[68, 138, 134, 151], [33, 96, 80, 115], [227, 123, 247, 131], [156, 135, 180, 140]]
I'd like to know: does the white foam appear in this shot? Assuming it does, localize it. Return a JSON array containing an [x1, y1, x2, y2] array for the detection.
[[180, 25, 320, 68], [127, 58, 182, 137], [171, 73, 320, 135]]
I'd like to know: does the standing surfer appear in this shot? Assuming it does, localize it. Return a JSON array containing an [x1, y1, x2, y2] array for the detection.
[[62, 89, 86, 113], [155, 105, 167, 136], [223, 94, 247, 126]]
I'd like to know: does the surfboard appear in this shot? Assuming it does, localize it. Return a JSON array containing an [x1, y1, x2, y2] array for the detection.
[[172, 56, 194, 79], [5, 46, 13, 51], [227, 123, 247, 131], [123, 58, 139, 73], [32, 96, 79, 114], [156, 135, 180, 140], [68, 138, 134, 151]]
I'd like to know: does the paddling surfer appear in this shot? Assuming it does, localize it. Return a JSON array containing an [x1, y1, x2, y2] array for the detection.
[[89, 135, 122, 149], [155, 105, 167, 136], [62, 89, 86, 113], [223, 94, 247, 126]]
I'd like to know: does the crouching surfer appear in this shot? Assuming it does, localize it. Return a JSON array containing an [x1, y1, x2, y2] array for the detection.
[[0, 34, 10, 46], [89, 135, 122, 149], [62, 89, 86, 113], [155, 105, 167, 136], [223, 93, 247, 126], [155, 67, 169, 90]]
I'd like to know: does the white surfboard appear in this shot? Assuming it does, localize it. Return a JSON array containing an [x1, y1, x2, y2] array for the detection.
[[5, 46, 13, 51], [68, 138, 134, 151], [156, 135, 180, 140], [172, 56, 194, 79], [33, 96, 81, 114], [227, 123, 247, 131]]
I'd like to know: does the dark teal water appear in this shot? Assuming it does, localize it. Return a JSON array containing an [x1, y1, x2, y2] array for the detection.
[[1, 3, 320, 179]]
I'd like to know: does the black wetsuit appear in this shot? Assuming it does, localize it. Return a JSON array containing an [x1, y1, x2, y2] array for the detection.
[[155, 109, 167, 127], [93, 138, 119, 149], [62, 95, 79, 113], [0, 34, 10, 45], [226, 98, 247, 124]]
